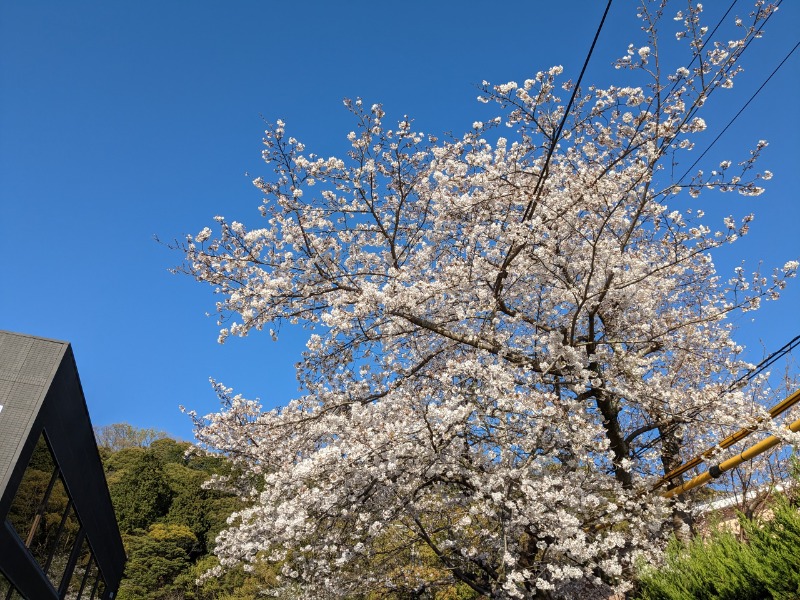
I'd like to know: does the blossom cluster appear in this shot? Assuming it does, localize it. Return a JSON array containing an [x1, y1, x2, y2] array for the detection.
[[178, 2, 793, 597]]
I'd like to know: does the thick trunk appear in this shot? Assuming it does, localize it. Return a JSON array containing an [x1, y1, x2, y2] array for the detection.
[[586, 314, 632, 490], [596, 391, 633, 489]]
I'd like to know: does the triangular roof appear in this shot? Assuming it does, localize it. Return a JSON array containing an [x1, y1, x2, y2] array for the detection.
[[0, 331, 69, 495]]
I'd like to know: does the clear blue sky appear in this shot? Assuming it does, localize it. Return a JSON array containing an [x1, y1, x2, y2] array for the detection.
[[1, 1, 798, 441]]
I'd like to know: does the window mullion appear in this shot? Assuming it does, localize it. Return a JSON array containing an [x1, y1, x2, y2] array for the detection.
[[24, 465, 60, 548]]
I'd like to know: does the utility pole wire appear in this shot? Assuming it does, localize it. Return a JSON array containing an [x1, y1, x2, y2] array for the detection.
[[731, 334, 800, 390], [660, 0, 740, 102], [521, 0, 613, 222], [679, 39, 800, 184], [632, 333, 800, 463], [493, 0, 613, 297], [667, 0, 783, 159], [663, 408, 800, 498], [654, 387, 800, 491]]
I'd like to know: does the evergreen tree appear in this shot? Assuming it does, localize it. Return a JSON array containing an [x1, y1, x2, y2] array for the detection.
[[636, 497, 800, 599], [111, 450, 173, 533], [117, 524, 198, 600]]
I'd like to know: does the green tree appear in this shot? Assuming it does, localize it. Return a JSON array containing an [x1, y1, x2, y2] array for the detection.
[[111, 451, 173, 533], [636, 498, 800, 600], [741, 498, 800, 599], [117, 524, 199, 600], [100, 433, 249, 596], [150, 437, 192, 464]]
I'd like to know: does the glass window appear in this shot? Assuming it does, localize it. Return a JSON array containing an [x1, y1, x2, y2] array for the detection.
[[26, 472, 70, 580], [64, 538, 95, 600], [5, 432, 107, 599], [64, 537, 90, 599], [82, 559, 99, 600], [5, 431, 82, 591], [44, 500, 82, 589], [87, 568, 102, 600], [0, 569, 26, 600], [6, 433, 59, 545], [93, 577, 106, 600]]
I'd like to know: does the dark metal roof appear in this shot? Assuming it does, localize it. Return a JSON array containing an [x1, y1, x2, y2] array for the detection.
[[0, 331, 68, 496]]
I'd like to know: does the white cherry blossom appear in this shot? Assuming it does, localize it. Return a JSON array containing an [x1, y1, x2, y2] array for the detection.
[[177, 2, 792, 597]]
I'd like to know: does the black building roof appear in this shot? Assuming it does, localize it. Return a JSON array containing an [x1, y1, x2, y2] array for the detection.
[[0, 331, 69, 497], [0, 330, 125, 598]]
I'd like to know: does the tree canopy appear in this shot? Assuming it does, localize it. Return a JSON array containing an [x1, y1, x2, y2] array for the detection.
[[100, 429, 251, 599], [177, 2, 797, 597]]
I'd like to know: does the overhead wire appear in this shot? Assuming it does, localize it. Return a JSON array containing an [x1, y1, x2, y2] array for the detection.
[[617, 335, 800, 501], [493, 2, 796, 484], [678, 38, 800, 184], [627, 6, 799, 463], [524, 1, 798, 503], [673, 0, 783, 144], [493, 0, 613, 296], [631, 25, 799, 454], [730, 334, 800, 389], [521, 0, 613, 222], [631, 333, 800, 465], [662, 410, 800, 498], [654, 386, 800, 491], [658, 0, 740, 111], [521, 0, 747, 220]]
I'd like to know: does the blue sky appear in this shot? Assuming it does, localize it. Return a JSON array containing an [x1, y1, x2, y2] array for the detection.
[[1, 1, 798, 441]]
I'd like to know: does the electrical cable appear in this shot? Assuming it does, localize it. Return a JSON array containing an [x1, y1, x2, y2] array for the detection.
[[631, 333, 800, 465], [654, 387, 800, 491], [492, 0, 613, 297], [628, 22, 799, 464], [730, 334, 800, 389], [647, 334, 800, 488], [660, 0, 739, 104], [521, 0, 613, 222], [660, 0, 783, 158], [678, 39, 800, 184]]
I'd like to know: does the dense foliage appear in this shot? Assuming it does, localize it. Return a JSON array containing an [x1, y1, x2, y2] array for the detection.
[[100, 431, 243, 599], [99, 425, 800, 598], [636, 494, 800, 599]]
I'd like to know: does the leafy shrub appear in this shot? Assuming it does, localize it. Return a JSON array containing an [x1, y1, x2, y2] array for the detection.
[[636, 498, 800, 600]]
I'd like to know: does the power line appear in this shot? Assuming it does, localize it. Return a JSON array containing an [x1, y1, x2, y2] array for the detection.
[[654, 0, 741, 157], [631, 333, 800, 463], [663, 407, 800, 498], [521, 0, 613, 222], [493, 0, 613, 296], [636, 332, 800, 483], [678, 39, 800, 184], [658, 0, 782, 162], [686, 0, 781, 110], [654, 387, 800, 491], [731, 334, 800, 389], [662, 0, 740, 100], [629, 21, 800, 464]]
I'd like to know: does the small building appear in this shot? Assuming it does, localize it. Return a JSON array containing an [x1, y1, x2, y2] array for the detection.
[[0, 331, 125, 599]]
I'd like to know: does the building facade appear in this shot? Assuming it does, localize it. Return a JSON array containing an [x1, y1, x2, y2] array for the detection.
[[0, 331, 125, 599]]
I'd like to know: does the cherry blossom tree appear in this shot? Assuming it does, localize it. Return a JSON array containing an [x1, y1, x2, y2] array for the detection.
[[177, 2, 796, 597]]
